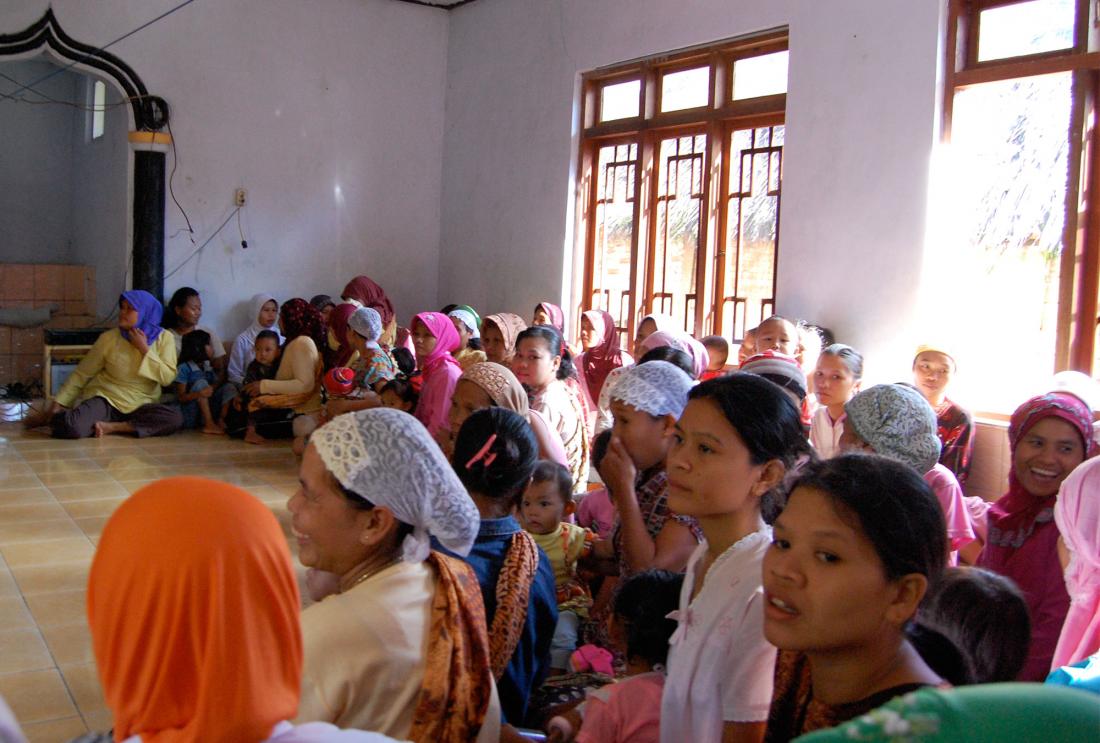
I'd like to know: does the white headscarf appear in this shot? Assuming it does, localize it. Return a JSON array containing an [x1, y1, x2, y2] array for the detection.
[[448, 309, 480, 339], [610, 360, 693, 418], [348, 307, 383, 350], [227, 293, 284, 384], [310, 408, 481, 562]]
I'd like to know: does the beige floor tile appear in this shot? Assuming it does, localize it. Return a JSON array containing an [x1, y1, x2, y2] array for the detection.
[[21, 716, 87, 743], [0, 568, 18, 597], [11, 561, 91, 595], [0, 475, 45, 490], [47, 482, 130, 502], [1, 538, 95, 568], [59, 498, 127, 519], [0, 462, 35, 478], [74, 517, 109, 539], [80, 707, 114, 734], [0, 627, 53, 673], [118, 479, 160, 494], [0, 502, 69, 523], [24, 589, 87, 628], [36, 471, 116, 488], [97, 465, 165, 481], [41, 622, 95, 666], [0, 668, 79, 724], [59, 663, 106, 711], [0, 487, 54, 506], [25, 458, 102, 475], [0, 595, 33, 629], [0, 519, 85, 544]]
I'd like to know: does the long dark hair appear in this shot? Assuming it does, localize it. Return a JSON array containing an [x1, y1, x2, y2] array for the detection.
[[162, 287, 199, 330], [178, 329, 211, 366], [515, 324, 576, 381]]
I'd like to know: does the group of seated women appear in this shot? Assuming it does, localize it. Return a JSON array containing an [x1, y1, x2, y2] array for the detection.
[[10, 274, 1100, 743]]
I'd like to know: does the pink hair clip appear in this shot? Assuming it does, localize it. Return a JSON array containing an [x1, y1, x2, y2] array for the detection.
[[465, 433, 498, 470]]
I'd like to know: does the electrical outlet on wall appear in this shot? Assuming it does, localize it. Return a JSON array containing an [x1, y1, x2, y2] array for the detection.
[[234, 188, 247, 207]]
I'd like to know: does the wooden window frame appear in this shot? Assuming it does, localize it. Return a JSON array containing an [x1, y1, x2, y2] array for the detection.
[[945, 0, 1100, 374], [575, 29, 788, 345]]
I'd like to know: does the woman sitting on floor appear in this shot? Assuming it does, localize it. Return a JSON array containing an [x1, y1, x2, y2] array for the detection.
[[293, 408, 500, 741], [25, 290, 183, 439]]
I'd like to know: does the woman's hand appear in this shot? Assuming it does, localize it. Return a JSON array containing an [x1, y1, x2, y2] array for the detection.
[[127, 327, 149, 355], [242, 381, 263, 397], [599, 436, 637, 505]]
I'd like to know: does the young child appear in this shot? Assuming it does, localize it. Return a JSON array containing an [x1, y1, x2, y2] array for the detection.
[[809, 344, 863, 458], [228, 330, 281, 444], [547, 570, 683, 743], [521, 460, 597, 673], [763, 454, 948, 740], [912, 344, 975, 485], [737, 327, 757, 366], [740, 351, 808, 409], [699, 335, 729, 381], [378, 377, 417, 412], [661, 373, 813, 742], [841, 383, 977, 565], [916, 566, 1031, 683], [174, 330, 224, 435], [755, 315, 799, 356], [324, 308, 395, 420], [576, 431, 614, 539], [592, 361, 701, 579]]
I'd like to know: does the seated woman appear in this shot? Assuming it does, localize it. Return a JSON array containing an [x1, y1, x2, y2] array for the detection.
[[481, 312, 527, 366], [82, 475, 402, 743], [341, 275, 397, 348], [448, 307, 488, 371], [228, 298, 324, 442], [293, 408, 499, 741], [325, 307, 395, 419], [978, 391, 1096, 680], [323, 303, 359, 371], [442, 361, 567, 466], [447, 407, 558, 727], [228, 293, 283, 385], [575, 310, 632, 438], [764, 454, 948, 741], [26, 290, 182, 439], [912, 344, 975, 485], [163, 286, 227, 372], [411, 311, 464, 438]]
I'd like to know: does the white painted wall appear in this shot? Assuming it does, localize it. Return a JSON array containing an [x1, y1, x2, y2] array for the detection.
[[0, 60, 78, 264], [0, 0, 449, 339], [440, 0, 946, 383]]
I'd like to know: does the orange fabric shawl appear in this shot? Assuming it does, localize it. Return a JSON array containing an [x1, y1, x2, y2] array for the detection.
[[87, 477, 302, 743]]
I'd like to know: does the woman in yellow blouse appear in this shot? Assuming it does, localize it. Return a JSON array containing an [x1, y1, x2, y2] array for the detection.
[[26, 290, 182, 438]]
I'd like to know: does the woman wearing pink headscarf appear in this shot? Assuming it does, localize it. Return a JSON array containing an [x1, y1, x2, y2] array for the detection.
[[979, 391, 1097, 680], [575, 310, 632, 437], [410, 312, 463, 437], [1052, 457, 1100, 670], [641, 330, 709, 379]]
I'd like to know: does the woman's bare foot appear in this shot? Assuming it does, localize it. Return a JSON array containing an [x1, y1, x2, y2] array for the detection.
[[93, 421, 135, 438], [201, 422, 226, 435], [243, 428, 266, 445]]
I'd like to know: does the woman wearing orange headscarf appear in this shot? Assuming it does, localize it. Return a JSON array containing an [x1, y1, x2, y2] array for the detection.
[[85, 477, 399, 743]]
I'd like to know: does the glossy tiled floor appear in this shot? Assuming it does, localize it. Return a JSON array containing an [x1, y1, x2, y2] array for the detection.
[[0, 423, 301, 742]]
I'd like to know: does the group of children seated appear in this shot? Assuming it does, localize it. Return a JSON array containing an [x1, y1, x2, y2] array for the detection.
[[17, 276, 1100, 743]]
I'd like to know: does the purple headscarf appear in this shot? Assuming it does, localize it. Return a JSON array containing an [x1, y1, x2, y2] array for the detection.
[[120, 290, 165, 344]]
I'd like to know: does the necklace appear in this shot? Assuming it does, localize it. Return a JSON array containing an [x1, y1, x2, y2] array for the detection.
[[344, 557, 401, 592]]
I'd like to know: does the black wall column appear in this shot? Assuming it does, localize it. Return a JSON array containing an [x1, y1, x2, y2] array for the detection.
[[132, 149, 165, 304]]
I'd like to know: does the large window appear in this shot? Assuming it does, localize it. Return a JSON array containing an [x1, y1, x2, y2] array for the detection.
[[943, 0, 1099, 411], [575, 32, 788, 347]]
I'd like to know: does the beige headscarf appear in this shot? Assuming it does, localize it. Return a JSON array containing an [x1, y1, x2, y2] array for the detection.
[[460, 362, 529, 415]]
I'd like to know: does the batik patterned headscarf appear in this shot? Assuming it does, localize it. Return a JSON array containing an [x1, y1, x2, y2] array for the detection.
[[610, 360, 693, 418], [987, 392, 1096, 548], [311, 408, 481, 562], [279, 298, 326, 351], [461, 362, 529, 415], [580, 309, 628, 404], [1053, 457, 1100, 669], [482, 313, 527, 361], [119, 290, 164, 344], [844, 383, 942, 475], [89, 477, 301, 743]]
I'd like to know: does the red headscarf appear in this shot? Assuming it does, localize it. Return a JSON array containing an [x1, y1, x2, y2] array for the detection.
[[88, 477, 301, 742], [987, 391, 1096, 546], [325, 302, 358, 368], [536, 302, 565, 333], [279, 297, 326, 352], [579, 309, 627, 404], [342, 275, 395, 326]]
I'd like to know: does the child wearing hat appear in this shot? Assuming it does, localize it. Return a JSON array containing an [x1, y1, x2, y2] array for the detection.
[[913, 344, 975, 486]]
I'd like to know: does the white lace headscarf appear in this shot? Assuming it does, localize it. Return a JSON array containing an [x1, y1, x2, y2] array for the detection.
[[310, 408, 481, 561], [610, 360, 693, 418], [348, 306, 383, 350]]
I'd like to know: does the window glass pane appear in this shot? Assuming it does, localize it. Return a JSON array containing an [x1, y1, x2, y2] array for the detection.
[[945, 72, 1071, 411], [722, 126, 781, 339], [660, 67, 710, 112], [600, 79, 640, 122], [653, 134, 706, 333], [977, 0, 1074, 62], [591, 143, 638, 344], [732, 50, 789, 100]]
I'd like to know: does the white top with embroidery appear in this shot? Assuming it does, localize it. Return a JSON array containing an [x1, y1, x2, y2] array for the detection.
[[660, 528, 776, 742]]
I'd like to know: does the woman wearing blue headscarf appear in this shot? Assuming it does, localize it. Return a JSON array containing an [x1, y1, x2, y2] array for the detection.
[[25, 290, 184, 438]]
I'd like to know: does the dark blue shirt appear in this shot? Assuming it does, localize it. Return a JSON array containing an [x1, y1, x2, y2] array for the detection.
[[438, 516, 557, 725]]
